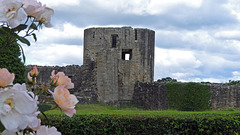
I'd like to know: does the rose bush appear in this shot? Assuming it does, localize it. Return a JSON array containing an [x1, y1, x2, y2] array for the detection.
[[0, 0, 54, 62], [0, 0, 78, 134], [0, 66, 78, 134]]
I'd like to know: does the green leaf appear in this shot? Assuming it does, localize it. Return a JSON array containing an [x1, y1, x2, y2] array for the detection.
[[38, 103, 52, 112], [16, 36, 30, 46], [12, 24, 28, 32], [32, 33, 37, 42], [0, 36, 5, 42], [18, 44, 26, 63], [29, 23, 38, 30], [1, 26, 11, 32], [0, 122, 5, 132]]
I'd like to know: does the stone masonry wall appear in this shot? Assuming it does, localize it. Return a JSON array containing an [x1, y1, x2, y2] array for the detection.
[[210, 83, 240, 110], [133, 82, 240, 110], [27, 65, 240, 110], [27, 64, 98, 103], [132, 82, 168, 110]]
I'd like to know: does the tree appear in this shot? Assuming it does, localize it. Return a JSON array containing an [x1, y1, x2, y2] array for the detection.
[[157, 77, 177, 83], [0, 41, 26, 84]]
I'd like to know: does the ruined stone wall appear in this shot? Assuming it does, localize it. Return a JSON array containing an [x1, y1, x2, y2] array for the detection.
[[27, 64, 98, 103], [132, 82, 168, 110], [132, 82, 240, 110], [210, 83, 240, 110], [27, 65, 240, 110]]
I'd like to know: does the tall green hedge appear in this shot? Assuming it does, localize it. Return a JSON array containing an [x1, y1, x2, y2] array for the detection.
[[0, 41, 26, 84], [166, 82, 211, 111]]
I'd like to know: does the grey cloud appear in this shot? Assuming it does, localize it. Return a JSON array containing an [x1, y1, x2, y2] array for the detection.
[[53, 0, 237, 29]]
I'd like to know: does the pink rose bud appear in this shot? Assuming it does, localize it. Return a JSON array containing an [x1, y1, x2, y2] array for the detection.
[[27, 72, 33, 82], [30, 66, 39, 77], [0, 68, 15, 87]]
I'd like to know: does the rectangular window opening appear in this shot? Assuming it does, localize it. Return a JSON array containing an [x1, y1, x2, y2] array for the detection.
[[134, 29, 137, 40], [122, 49, 132, 60], [111, 34, 118, 48], [92, 31, 95, 38]]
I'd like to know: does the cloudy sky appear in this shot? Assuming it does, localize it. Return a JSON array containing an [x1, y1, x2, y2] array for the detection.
[[22, 0, 240, 83]]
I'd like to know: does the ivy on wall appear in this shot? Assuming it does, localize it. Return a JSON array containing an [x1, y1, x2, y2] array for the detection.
[[166, 82, 211, 111]]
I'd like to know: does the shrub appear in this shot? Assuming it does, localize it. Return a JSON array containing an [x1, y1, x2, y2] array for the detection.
[[0, 40, 26, 84], [228, 80, 240, 86], [157, 77, 177, 83], [166, 82, 211, 111], [41, 114, 240, 134]]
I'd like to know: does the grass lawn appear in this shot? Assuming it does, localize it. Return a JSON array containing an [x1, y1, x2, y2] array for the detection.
[[45, 103, 240, 116]]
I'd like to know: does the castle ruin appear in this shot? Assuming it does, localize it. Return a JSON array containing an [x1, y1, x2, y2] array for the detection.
[[83, 27, 155, 104], [29, 27, 240, 110], [31, 26, 155, 105]]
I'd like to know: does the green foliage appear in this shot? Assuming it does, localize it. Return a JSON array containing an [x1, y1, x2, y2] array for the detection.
[[157, 77, 177, 83], [228, 80, 240, 86], [38, 103, 52, 112], [0, 122, 4, 133], [166, 82, 211, 111], [0, 39, 26, 84], [41, 114, 240, 134]]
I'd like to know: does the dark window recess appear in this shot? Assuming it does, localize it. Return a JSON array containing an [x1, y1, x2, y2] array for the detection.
[[134, 29, 137, 40], [92, 32, 95, 38], [111, 34, 118, 48], [66, 75, 73, 79], [122, 49, 132, 60]]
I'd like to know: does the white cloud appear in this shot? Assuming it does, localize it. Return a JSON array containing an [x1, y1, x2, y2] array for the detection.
[[154, 46, 240, 82], [156, 29, 240, 56], [214, 30, 240, 40], [23, 44, 83, 66], [223, 0, 240, 21], [40, 0, 80, 7], [80, 0, 202, 15], [34, 23, 84, 45], [231, 71, 240, 80], [195, 52, 240, 71], [146, 0, 202, 15], [155, 48, 202, 68], [186, 77, 225, 83], [171, 72, 195, 80], [154, 47, 202, 80], [87, 0, 148, 14]]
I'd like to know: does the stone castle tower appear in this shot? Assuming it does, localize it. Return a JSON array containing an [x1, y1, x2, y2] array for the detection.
[[83, 27, 155, 104]]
